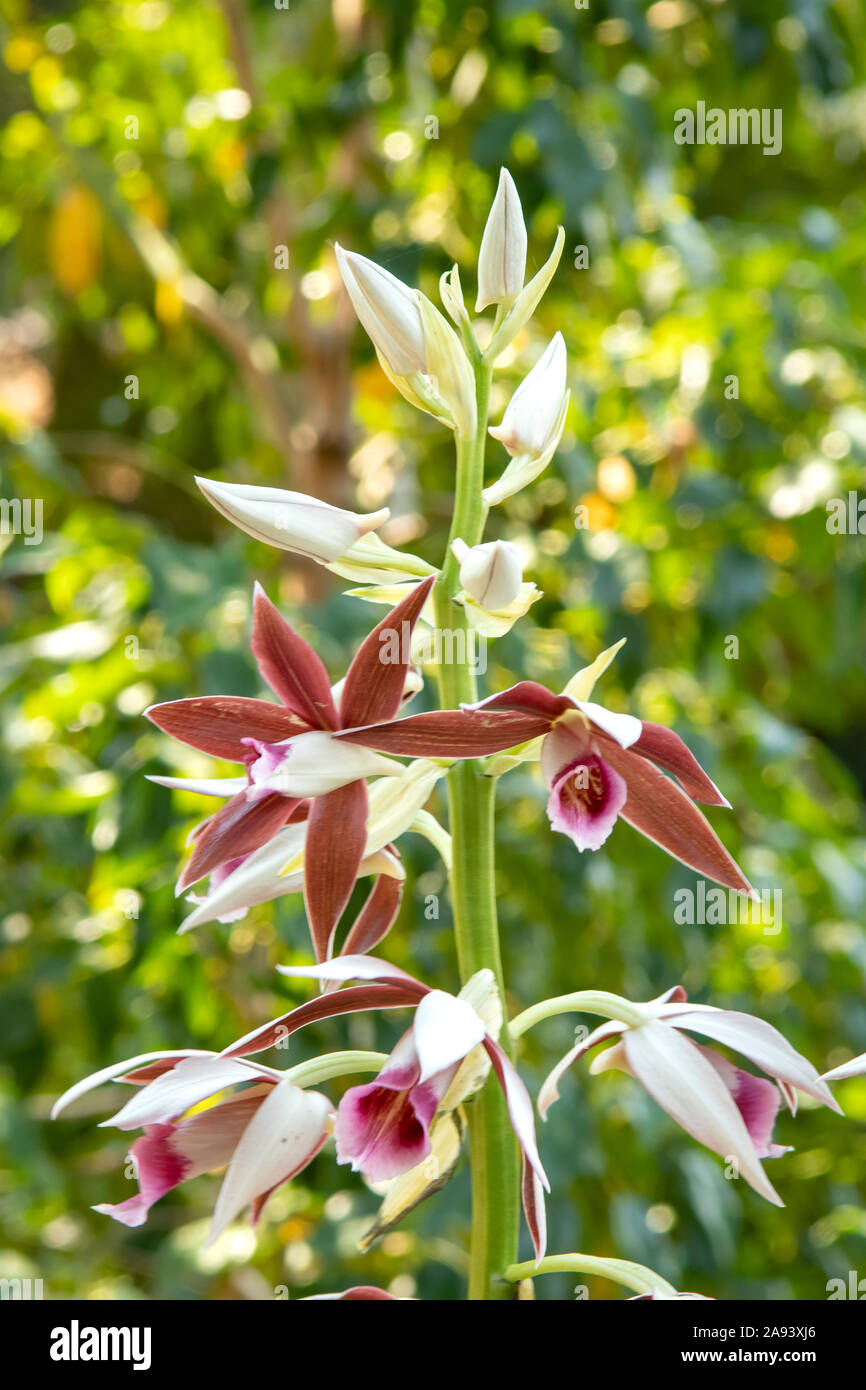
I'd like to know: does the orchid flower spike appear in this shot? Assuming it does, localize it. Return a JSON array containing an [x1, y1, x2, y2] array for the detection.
[[194, 477, 389, 564], [223, 955, 550, 1262], [539, 987, 842, 1206], [51, 1052, 331, 1242]]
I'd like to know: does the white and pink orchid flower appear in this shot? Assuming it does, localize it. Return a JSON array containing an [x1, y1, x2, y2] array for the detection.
[[538, 988, 841, 1206], [51, 1052, 332, 1242], [222, 955, 550, 1261]]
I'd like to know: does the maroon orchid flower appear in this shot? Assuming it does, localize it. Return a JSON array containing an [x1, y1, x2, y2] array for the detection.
[[146, 577, 441, 958]]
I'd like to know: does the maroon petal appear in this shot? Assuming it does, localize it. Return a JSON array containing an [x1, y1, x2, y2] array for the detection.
[[340, 868, 403, 958], [177, 790, 298, 891], [631, 722, 730, 806], [339, 576, 435, 728], [251, 582, 338, 730], [221, 982, 427, 1058], [522, 1156, 547, 1263], [471, 681, 573, 722], [146, 696, 308, 762], [600, 742, 753, 895], [336, 708, 552, 758], [303, 780, 369, 962]]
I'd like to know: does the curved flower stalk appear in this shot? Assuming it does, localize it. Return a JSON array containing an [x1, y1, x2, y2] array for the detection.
[[146, 576, 461, 957], [222, 956, 550, 1261], [518, 986, 841, 1206], [51, 1051, 333, 1241]]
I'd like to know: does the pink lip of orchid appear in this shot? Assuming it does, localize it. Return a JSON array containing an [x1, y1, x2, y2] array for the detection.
[[145, 577, 443, 960], [336, 678, 752, 896], [538, 988, 842, 1206], [51, 1052, 332, 1243], [220, 954, 550, 1262]]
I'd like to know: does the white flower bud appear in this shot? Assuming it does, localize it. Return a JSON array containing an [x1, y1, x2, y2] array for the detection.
[[195, 477, 389, 563], [488, 332, 567, 458], [476, 169, 527, 312], [335, 244, 427, 376], [451, 537, 524, 611]]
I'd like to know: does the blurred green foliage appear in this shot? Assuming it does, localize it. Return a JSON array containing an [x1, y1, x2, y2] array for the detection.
[[1, 0, 865, 1301]]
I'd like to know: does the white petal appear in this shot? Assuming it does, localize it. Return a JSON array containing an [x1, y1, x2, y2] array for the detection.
[[412, 991, 486, 1083], [276, 954, 419, 986], [476, 168, 527, 311], [822, 1053, 866, 1082], [454, 539, 524, 611], [102, 1056, 263, 1131], [147, 775, 248, 798], [204, 1082, 332, 1246], [668, 1010, 841, 1112], [254, 730, 400, 798], [561, 638, 627, 703]]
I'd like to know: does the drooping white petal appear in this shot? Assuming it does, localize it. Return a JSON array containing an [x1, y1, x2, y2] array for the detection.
[[180, 825, 307, 932], [623, 1022, 784, 1205], [204, 1081, 332, 1246], [538, 1020, 627, 1118], [195, 477, 388, 563], [412, 990, 486, 1083], [667, 1010, 841, 1112], [476, 168, 527, 311]]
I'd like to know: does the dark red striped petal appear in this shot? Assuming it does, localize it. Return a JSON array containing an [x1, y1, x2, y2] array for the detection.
[[303, 779, 368, 961], [177, 790, 298, 891], [339, 576, 435, 729], [335, 708, 552, 758], [251, 582, 338, 730], [221, 982, 426, 1058], [522, 1156, 547, 1264], [630, 722, 730, 806], [146, 696, 308, 761], [471, 681, 573, 722], [601, 742, 753, 895], [340, 868, 403, 958]]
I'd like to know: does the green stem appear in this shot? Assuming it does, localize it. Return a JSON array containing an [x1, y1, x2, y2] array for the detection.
[[434, 358, 520, 1301], [504, 1254, 678, 1298]]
